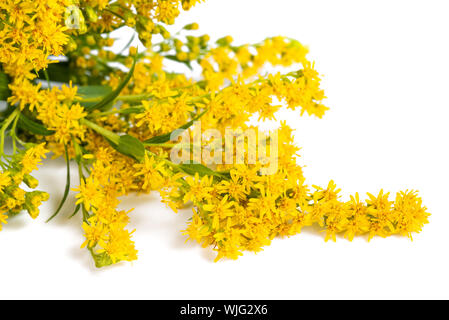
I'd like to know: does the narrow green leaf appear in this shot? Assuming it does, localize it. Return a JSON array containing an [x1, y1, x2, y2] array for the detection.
[[178, 163, 215, 177], [37, 61, 74, 84], [178, 163, 230, 180], [77, 85, 112, 109], [144, 132, 172, 145], [0, 71, 10, 101], [144, 109, 208, 144], [18, 113, 54, 136], [46, 145, 70, 222], [110, 134, 145, 162], [68, 204, 81, 219], [88, 54, 138, 111], [43, 69, 52, 90]]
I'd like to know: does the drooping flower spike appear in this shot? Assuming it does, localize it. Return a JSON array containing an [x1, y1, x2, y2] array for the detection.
[[0, 0, 429, 267]]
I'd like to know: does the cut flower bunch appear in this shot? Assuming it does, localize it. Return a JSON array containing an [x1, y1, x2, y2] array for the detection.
[[0, 0, 430, 267]]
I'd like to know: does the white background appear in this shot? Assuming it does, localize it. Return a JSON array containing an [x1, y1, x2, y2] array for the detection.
[[1, 0, 449, 299]]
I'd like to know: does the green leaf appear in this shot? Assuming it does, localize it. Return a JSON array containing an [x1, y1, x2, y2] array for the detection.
[[88, 54, 138, 111], [0, 71, 10, 101], [46, 145, 70, 222], [109, 134, 145, 162], [178, 163, 215, 177], [38, 62, 74, 84], [144, 109, 208, 144], [89, 248, 114, 268], [144, 132, 173, 145], [69, 204, 81, 219], [18, 113, 54, 136], [178, 163, 230, 180], [77, 85, 112, 109]]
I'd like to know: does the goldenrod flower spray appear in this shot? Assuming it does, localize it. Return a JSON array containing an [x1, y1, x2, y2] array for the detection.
[[0, 0, 429, 267]]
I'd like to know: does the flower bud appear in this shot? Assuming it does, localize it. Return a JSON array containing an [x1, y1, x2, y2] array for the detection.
[[106, 38, 115, 47], [216, 35, 233, 47], [176, 51, 188, 61], [85, 6, 98, 23], [23, 174, 39, 189], [86, 35, 96, 46], [129, 46, 138, 56], [200, 34, 210, 47], [124, 11, 136, 28], [81, 46, 91, 55], [183, 23, 199, 30]]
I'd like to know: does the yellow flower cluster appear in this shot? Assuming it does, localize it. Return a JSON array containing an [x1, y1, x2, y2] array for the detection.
[[0, 0, 70, 79], [0, 0, 430, 267], [75, 147, 138, 266], [177, 143, 429, 261], [309, 183, 429, 242], [200, 37, 312, 89], [63, 0, 202, 68], [0, 143, 49, 230], [7, 79, 88, 157]]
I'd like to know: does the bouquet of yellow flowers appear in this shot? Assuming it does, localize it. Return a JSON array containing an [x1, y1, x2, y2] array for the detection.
[[0, 0, 429, 267]]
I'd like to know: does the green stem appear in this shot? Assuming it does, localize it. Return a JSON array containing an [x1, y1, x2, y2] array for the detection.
[[76, 93, 152, 104], [78, 163, 90, 223], [118, 32, 136, 55], [88, 106, 144, 118], [10, 110, 20, 154], [81, 119, 226, 182], [103, 8, 125, 20], [46, 144, 71, 222], [118, 94, 153, 102], [145, 149, 179, 170], [72, 139, 89, 222], [0, 108, 20, 156], [80, 118, 120, 145], [83, 119, 178, 168], [43, 69, 52, 89]]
